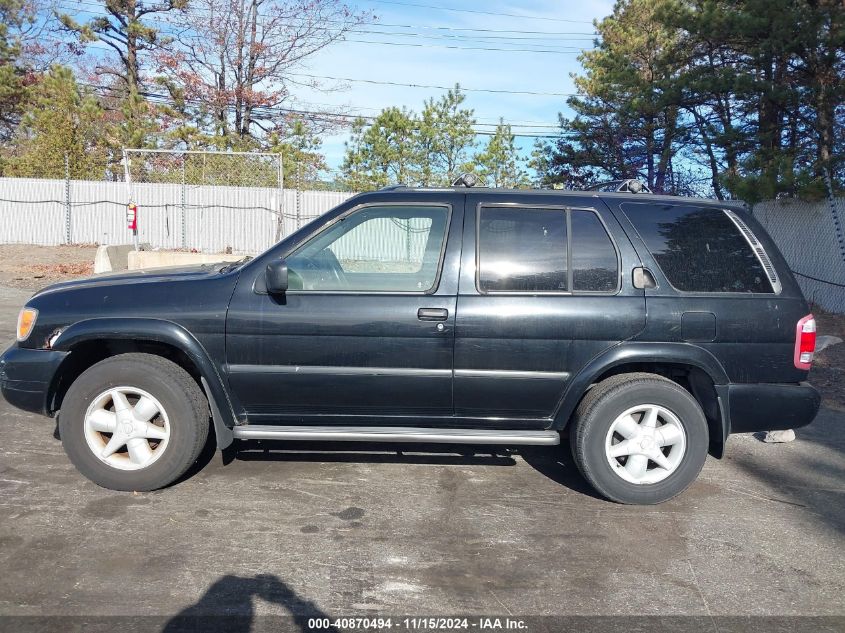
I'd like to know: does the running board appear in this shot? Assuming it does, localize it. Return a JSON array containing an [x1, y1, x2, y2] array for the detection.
[[231, 425, 560, 445]]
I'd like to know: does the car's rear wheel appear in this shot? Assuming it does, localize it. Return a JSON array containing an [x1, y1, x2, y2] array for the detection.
[[59, 353, 208, 491], [570, 373, 708, 504]]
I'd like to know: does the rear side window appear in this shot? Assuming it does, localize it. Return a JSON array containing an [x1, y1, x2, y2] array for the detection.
[[478, 207, 568, 292], [622, 203, 774, 293], [477, 206, 618, 293], [571, 210, 618, 292]]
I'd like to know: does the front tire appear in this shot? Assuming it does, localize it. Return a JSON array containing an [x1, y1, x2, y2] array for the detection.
[[60, 353, 209, 491], [570, 373, 708, 504]]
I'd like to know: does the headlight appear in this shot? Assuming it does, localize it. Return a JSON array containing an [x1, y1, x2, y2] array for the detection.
[[16, 307, 38, 342]]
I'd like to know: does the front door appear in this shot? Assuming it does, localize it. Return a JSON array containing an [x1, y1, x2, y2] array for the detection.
[[453, 193, 646, 426], [225, 196, 463, 423]]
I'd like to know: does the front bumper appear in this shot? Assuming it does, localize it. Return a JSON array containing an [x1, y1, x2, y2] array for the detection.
[[0, 345, 68, 416], [728, 382, 821, 434]]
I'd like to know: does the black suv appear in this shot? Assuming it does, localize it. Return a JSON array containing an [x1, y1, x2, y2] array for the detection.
[[0, 187, 821, 504]]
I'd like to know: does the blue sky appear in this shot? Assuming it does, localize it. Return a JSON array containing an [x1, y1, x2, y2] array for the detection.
[[292, 0, 616, 172]]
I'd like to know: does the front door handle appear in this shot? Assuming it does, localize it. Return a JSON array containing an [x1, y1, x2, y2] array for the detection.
[[418, 308, 449, 321]]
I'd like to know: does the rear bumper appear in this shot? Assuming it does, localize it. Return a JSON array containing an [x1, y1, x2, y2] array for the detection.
[[728, 382, 821, 434], [0, 345, 68, 416]]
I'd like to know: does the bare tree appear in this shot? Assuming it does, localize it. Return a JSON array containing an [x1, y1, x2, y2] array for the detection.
[[157, 0, 371, 143]]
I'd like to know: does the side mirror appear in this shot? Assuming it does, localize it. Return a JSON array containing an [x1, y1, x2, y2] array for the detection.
[[265, 259, 289, 294]]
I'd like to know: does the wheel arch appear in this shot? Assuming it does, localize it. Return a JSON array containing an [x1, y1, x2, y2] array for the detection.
[[49, 318, 235, 449], [552, 342, 731, 456]]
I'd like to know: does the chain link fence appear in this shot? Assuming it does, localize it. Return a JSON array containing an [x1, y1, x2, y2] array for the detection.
[[752, 197, 845, 313], [123, 149, 286, 251]]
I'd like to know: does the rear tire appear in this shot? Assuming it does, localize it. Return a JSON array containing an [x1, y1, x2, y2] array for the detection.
[[59, 353, 209, 491], [570, 373, 708, 504]]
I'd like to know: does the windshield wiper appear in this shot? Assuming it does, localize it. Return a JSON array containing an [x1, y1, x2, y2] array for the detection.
[[219, 256, 252, 273]]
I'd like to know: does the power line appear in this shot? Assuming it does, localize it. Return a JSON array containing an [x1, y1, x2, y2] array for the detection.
[[354, 29, 596, 44], [289, 72, 577, 97], [54, 4, 595, 54], [165, 29, 593, 52], [55, 9, 593, 53], [58, 2, 599, 40], [364, 0, 595, 24], [63, 0, 600, 32], [38, 34, 580, 101], [82, 81, 569, 138], [361, 23, 598, 37], [342, 39, 587, 54]]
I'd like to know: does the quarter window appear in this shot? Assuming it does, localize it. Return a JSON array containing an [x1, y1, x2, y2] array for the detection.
[[287, 205, 449, 292], [622, 203, 774, 293]]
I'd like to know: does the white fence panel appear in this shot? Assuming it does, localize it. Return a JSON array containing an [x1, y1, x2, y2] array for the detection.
[[0, 177, 66, 245], [0, 177, 355, 255]]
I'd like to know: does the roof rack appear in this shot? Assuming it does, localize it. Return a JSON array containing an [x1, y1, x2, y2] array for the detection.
[[584, 179, 652, 194]]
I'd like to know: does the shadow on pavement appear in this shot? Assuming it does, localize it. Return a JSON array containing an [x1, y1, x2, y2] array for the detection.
[[228, 439, 519, 467], [162, 573, 338, 633], [224, 438, 603, 498], [519, 442, 605, 500], [729, 410, 845, 535]]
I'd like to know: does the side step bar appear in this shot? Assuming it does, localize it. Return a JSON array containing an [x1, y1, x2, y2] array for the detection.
[[231, 425, 560, 446]]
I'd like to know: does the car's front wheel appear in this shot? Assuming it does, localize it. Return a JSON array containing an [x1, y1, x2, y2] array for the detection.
[[59, 353, 209, 491], [570, 373, 708, 504]]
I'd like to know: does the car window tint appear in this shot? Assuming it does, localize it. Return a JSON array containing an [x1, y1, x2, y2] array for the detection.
[[622, 203, 773, 293], [287, 205, 449, 292], [571, 210, 618, 291], [478, 207, 568, 292]]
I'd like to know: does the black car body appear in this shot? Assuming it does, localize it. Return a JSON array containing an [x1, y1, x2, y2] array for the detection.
[[0, 188, 821, 503]]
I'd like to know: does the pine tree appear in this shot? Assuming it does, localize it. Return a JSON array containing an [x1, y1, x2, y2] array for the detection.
[[418, 85, 475, 185], [543, 0, 688, 194], [5, 66, 110, 179], [58, 0, 187, 148], [475, 121, 529, 188]]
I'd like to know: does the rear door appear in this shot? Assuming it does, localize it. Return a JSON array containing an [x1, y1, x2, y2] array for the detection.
[[453, 193, 646, 425], [607, 199, 808, 385]]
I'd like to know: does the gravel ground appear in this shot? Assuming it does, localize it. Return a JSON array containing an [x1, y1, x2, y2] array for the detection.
[[0, 244, 97, 290]]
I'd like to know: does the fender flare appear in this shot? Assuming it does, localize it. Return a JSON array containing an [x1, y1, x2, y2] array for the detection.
[[51, 317, 235, 449], [551, 341, 730, 437]]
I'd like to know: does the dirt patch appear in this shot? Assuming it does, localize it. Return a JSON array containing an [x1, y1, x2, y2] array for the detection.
[[810, 308, 845, 411], [0, 244, 97, 290]]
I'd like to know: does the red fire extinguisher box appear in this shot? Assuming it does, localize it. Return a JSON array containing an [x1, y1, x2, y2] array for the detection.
[[127, 203, 138, 231]]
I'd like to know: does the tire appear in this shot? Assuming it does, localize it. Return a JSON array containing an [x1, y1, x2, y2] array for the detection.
[[569, 373, 708, 504], [59, 353, 209, 491]]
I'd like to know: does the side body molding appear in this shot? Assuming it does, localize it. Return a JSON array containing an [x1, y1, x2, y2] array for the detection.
[[551, 341, 731, 434], [51, 318, 235, 449]]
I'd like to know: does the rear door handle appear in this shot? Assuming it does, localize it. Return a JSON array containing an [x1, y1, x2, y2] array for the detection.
[[418, 308, 449, 321]]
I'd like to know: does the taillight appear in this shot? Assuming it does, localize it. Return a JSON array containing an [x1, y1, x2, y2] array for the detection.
[[794, 314, 816, 370]]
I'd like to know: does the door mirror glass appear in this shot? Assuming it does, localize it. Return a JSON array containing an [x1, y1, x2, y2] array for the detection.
[[265, 259, 289, 294]]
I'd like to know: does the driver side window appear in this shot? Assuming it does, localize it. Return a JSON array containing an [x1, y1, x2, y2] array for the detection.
[[287, 204, 450, 293]]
